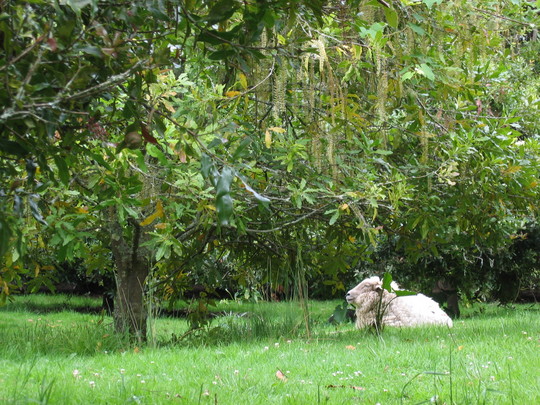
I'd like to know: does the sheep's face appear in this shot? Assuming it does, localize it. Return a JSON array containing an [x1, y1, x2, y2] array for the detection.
[[345, 276, 382, 306]]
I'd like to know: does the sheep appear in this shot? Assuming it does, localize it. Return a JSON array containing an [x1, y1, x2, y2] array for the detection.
[[345, 276, 453, 329]]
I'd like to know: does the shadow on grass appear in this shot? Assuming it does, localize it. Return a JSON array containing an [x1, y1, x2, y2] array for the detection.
[[0, 298, 252, 319], [458, 302, 540, 321]]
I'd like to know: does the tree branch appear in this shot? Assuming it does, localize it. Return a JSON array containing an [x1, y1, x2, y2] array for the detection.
[[245, 207, 329, 234], [0, 34, 45, 72], [65, 59, 150, 101]]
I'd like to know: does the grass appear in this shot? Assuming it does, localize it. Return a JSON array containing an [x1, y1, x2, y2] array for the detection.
[[0, 295, 538, 404]]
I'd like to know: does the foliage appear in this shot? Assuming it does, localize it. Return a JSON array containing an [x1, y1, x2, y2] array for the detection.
[[2, 0, 540, 330], [354, 221, 540, 305]]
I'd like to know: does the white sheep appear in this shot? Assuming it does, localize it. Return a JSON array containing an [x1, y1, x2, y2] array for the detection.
[[346, 276, 453, 329]]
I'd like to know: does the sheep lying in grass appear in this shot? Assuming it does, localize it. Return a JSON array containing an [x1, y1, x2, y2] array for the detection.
[[346, 276, 453, 329]]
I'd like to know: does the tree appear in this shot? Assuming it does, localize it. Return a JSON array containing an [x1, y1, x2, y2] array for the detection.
[[2, 0, 540, 341], [0, 0, 328, 338]]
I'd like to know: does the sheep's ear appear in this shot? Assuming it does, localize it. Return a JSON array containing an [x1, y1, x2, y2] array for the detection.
[[374, 284, 383, 292]]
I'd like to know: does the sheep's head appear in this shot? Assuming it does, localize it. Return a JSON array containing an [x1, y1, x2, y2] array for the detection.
[[346, 276, 401, 306], [345, 276, 383, 306]]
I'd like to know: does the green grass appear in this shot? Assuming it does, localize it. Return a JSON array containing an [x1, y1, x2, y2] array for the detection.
[[0, 295, 538, 404]]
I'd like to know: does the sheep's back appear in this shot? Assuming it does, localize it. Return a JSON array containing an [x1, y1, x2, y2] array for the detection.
[[388, 294, 453, 327]]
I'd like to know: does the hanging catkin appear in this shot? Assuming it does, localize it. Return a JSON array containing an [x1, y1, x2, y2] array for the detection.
[[272, 64, 287, 120], [375, 48, 388, 146], [306, 54, 315, 120], [361, 1, 374, 25], [305, 54, 323, 172], [316, 38, 328, 81], [418, 109, 428, 164], [255, 29, 271, 107]]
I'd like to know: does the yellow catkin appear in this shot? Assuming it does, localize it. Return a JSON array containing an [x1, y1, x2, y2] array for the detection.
[[254, 29, 271, 108], [307, 56, 315, 120], [374, 48, 388, 146], [361, 1, 374, 25], [350, 203, 367, 226], [328, 72, 337, 126], [316, 38, 328, 81], [311, 124, 322, 172], [260, 29, 267, 48], [327, 128, 337, 180], [387, 41, 402, 100], [418, 108, 432, 191], [377, 71, 388, 114], [304, 54, 323, 172], [317, 36, 342, 179], [406, 26, 415, 54], [272, 64, 287, 121], [418, 109, 428, 164]]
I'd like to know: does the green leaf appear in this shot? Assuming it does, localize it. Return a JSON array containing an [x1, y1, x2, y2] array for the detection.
[[232, 137, 252, 161], [147, 144, 168, 165], [409, 215, 423, 230], [208, 50, 237, 60], [122, 204, 139, 218], [156, 243, 170, 261], [79, 46, 103, 57], [216, 167, 234, 226], [329, 210, 340, 225], [28, 195, 48, 225], [217, 194, 233, 226], [382, 272, 393, 292], [65, 0, 93, 14], [384, 7, 399, 29], [0, 139, 29, 157], [204, 0, 238, 24], [421, 219, 430, 239], [422, 0, 443, 9], [57, 17, 76, 41], [401, 70, 415, 81], [197, 27, 240, 45], [374, 149, 393, 155], [148, 3, 169, 20], [54, 156, 70, 186], [359, 22, 386, 41], [330, 302, 350, 324], [207, 137, 224, 149], [13, 195, 23, 216], [395, 290, 416, 297], [134, 150, 148, 173], [89, 152, 112, 170], [407, 23, 426, 36], [201, 153, 215, 182], [417, 63, 435, 81], [0, 218, 13, 257], [153, 117, 167, 138]]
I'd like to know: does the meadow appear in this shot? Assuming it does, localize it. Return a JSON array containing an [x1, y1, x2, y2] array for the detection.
[[0, 295, 538, 404]]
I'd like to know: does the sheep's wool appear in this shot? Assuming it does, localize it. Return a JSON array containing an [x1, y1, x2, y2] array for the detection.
[[346, 276, 453, 329]]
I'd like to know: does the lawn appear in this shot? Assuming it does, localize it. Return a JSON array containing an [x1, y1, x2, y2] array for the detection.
[[0, 295, 538, 404]]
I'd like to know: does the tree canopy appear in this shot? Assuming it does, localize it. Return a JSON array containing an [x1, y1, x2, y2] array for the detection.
[[2, 0, 540, 336]]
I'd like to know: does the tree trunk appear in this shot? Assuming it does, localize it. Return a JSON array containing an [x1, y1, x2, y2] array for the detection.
[[110, 217, 150, 342]]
